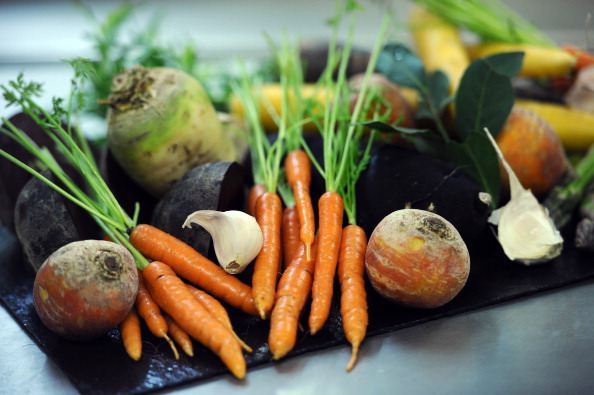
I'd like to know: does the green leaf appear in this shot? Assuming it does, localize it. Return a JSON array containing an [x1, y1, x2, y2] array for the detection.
[[427, 70, 451, 115], [444, 130, 501, 206], [375, 42, 427, 90], [455, 52, 523, 141]]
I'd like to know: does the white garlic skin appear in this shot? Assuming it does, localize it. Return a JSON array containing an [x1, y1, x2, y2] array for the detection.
[[183, 210, 263, 274]]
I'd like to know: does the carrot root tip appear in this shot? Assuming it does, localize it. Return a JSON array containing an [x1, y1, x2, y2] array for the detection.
[[346, 343, 360, 372]]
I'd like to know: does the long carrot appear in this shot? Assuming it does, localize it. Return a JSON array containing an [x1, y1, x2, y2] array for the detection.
[[186, 283, 253, 352], [120, 308, 142, 361], [129, 224, 259, 316], [269, 238, 318, 360], [252, 191, 283, 319], [248, 183, 267, 217], [281, 204, 302, 270], [337, 224, 368, 371], [165, 315, 194, 357], [136, 270, 179, 360], [285, 149, 316, 262], [142, 261, 246, 379], [308, 191, 344, 334]]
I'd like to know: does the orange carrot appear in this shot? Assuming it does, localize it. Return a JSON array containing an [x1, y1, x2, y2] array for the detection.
[[120, 308, 142, 361], [269, 238, 318, 360], [129, 224, 258, 316], [337, 224, 368, 372], [563, 45, 594, 71], [165, 315, 194, 357], [186, 284, 253, 352], [285, 149, 315, 261], [309, 191, 344, 335], [142, 261, 246, 379], [281, 204, 302, 270], [136, 270, 179, 360], [248, 183, 267, 217], [252, 191, 283, 319]]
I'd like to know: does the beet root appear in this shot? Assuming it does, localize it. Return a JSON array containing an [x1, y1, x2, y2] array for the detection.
[[33, 240, 138, 341]]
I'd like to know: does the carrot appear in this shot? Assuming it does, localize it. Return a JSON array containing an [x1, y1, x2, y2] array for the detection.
[[135, 270, 180, 360], [252, 191, 283, 319], [337, 224, 368, 372], [186, 283, 253, 352], [269, 238, 318, 360], [165, 315, 194, 357], [129, 224, 259, 316], [563, 45, 594, 71], [248, 183, 267, 217], [285, 149, 315, 262], [308, 191, 344, 334], [142, 261, 246, 379], [281, 204, 302, 270], [120, 308, 142, 361]]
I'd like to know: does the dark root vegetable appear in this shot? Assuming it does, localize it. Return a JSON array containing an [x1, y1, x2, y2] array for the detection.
[[33, 240, 138, 341], [14, 170, 98, 273], [151, 161, 245, 260], [356, 143, 491, 243]]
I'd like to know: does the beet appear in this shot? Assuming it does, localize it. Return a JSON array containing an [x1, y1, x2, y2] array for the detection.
[[14, 171, 98, 273], [356, 143, 491, 244], [151, 161, 246, 260], [0, 112, 67, 232]]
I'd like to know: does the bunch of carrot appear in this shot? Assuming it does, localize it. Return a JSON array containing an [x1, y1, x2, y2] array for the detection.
[[231, 2, 392, 371]]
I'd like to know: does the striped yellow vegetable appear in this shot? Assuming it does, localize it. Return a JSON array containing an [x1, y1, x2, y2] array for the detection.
[[467, 43, 576, 79], [408, 6, 470, 94], [516, 99, 594, 151], [229, 83, 330, 133]]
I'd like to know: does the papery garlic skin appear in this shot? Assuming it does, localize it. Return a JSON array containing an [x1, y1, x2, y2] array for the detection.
[[183, 210, 263, 274], [484, 128, 563, 265]]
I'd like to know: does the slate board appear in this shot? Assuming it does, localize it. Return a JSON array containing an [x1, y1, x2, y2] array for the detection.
[[2, 220, 594, 395]]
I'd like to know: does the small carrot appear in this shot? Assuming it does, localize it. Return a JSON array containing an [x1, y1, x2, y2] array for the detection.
[[186, 283, 253, 352], [135, 270, 179, 360], [120, 308, 142, 361], [337, 224, 368, 372], [165, 315, 194, 357], [309, 191, 344, 335], [285, 149, 316, 262], [252, 191, 283, 319], [142, 261, 246, 379], [248, 183, 267, 217], [281, 204, 302, 270], [129, 224, 259, 316], [269, 238, 318, 360]]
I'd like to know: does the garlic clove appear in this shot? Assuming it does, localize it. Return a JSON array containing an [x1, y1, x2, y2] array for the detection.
[[484, 128, 563, 265], [182, 210, 263, 274]]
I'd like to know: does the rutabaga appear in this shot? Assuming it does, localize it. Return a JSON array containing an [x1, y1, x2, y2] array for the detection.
[[104, 66, 238, 198], [484, 128, 563, 264], [183, 210, 263, 274]]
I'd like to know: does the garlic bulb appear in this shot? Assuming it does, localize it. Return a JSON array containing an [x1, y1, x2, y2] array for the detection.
[[183, 210, 263, 274], [484, 128, 563, 265]]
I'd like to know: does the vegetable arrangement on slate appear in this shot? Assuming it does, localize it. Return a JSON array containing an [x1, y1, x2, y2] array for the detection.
[[2, 0, 594, 393]]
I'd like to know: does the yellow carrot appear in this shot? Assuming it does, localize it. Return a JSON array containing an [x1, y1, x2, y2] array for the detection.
[[467, 43, 576, 79], [228, 83, 330, 132], [515, 99, 594, 151], [408, 6, 470, 94]]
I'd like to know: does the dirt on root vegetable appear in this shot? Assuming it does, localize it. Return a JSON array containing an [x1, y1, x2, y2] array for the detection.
[[33, 240, 138, 341]]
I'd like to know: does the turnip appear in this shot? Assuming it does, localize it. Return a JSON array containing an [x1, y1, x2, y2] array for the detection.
[[104, 65, 238, 198], [365, 209, 470, 309], [33, 240, 138, 341]]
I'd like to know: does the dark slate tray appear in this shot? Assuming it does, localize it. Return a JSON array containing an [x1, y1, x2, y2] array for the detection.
[[2, 220, 594, 395]]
